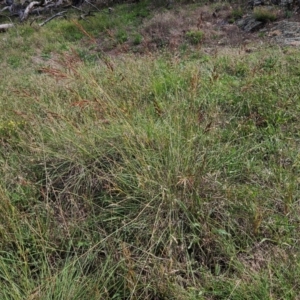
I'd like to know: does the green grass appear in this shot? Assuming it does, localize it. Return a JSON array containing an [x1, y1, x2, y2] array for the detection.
[[186, 30, 204, 45], [229, 7, 244, 23], [1, 3, 300, 299], [253, 7, 277, 22], [133, 33, 143, 45]]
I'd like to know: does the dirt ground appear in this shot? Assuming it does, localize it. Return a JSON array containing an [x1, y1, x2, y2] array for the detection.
[[104, 3, 300, 55]]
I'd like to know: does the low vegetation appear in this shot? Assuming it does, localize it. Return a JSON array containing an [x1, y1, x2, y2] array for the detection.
[[1, 1, 300, 299], [253, 6, 278, 22], [186, 30, 204, 45], [228, 7, 244, 23]]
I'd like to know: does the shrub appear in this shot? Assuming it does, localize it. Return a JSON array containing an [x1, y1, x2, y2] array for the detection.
[[116, 29, 128, 43], [253, 7, 277, 22], [186, 30, 204, 45], [133, 33, 143, 45], [231, 7, 244, 20]]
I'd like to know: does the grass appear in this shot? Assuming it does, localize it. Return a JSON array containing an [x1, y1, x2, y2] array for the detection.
[[1, 2, 300, 299], [228, 7, 244, 23], [253, 7, 277, 22], [186, 30, 204, 45]]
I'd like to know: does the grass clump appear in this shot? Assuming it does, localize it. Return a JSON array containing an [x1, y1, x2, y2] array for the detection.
[[1, 3, 300, 299], [1, 46, 300, 298], [0, 120, 26, 139], [186, 30, 204, 45], [116, 29, 128, 43], [231, 7, 244, 19], [253, 7, 277, 22], [133, 33, 143, 45], [228, 7, 244, 23]]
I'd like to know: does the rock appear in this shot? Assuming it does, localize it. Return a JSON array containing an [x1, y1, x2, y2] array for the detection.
[[269, 21, 300, 45], [237, 16, 264, 32], [279, 0, 293, 7], [248, 0, 265, 7], [289, 40, 300, 46], [254, 0, 264, 6]]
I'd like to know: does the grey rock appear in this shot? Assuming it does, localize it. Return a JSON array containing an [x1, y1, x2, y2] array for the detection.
[[270, 21, 300, 45], [248, 0, 264, 7], [279, 0, 293, 6], [254, 0, 264, 5], [237, 16, 264, 32]]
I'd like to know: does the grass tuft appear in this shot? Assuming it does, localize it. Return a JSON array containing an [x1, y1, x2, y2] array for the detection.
[[1, 2, 300, 299], [186, 30, 204, 45], [253, 7, 277, 22]]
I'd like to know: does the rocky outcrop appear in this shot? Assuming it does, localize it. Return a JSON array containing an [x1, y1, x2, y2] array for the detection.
[[248, 0, 298, 7], [268, 20, 300, 45], [237, 16, 264, 32]]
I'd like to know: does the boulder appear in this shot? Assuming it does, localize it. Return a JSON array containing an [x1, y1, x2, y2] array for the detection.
[[237, 16, 264, 32]]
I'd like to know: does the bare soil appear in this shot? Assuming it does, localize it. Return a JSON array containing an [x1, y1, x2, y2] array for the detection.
[[102, 4, 300, 55]]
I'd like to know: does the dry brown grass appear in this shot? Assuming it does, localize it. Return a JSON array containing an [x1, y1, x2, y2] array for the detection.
[[138, 5, 255, 52]]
